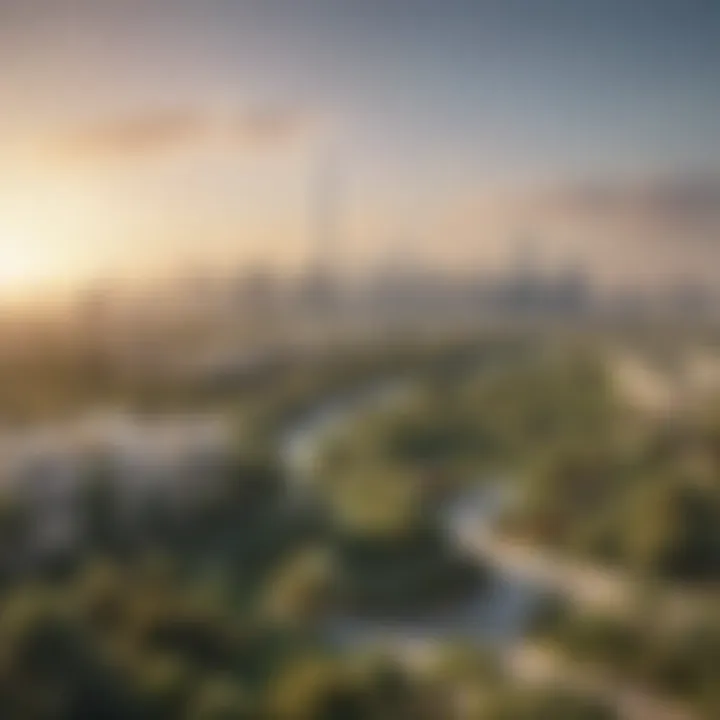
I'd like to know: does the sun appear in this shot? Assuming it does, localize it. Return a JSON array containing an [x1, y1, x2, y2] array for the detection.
[[0, 237, 62, 296], [0, 168, 97, 298], [0, 244, 37, 283], [0, 191, 82, 297]]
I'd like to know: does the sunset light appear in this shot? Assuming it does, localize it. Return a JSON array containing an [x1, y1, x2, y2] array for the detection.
[[0, 228, 61, 295], [0, 4, 718, 718]]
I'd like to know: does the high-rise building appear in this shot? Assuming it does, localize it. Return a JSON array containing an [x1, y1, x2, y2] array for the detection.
[[300, 150, 340, 313]]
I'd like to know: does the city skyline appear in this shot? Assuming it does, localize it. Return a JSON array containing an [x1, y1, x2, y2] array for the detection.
[[0, 0, 719, 295]]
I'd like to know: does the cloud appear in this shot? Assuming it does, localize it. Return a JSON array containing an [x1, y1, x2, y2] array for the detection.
[[544, 173, 720, 240], [41, 106, 318, 165], [445, 171, 720, 284], [233, 107, 318, 148], [52, 111, 212, 161]]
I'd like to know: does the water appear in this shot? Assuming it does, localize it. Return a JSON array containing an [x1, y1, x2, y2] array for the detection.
[[0, 381, 542, 650], [279, 382, 542, 652]]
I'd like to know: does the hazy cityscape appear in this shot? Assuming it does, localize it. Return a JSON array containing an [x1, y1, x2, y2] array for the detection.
[[0, 2, 718, 719]]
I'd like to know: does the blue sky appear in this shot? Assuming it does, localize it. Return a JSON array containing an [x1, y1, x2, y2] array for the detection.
[[0, 0, 719, 287]]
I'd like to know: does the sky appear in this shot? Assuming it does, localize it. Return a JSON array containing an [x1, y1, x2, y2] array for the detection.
[[0, 0, 719, 293]]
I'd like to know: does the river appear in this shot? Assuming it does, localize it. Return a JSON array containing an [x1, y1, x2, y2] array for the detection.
[[0, 379, 542, 652], [279, 381, 543, 654]]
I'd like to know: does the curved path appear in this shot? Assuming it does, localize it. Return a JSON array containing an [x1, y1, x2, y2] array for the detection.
[[280, 380, 701, 720]]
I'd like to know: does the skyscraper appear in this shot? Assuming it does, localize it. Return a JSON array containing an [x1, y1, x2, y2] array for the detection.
[[301, 149, 340, 314]]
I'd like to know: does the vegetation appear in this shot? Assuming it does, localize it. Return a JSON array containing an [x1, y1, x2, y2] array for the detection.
[[533, 604, 720, 717], [3, 332, 720, 717]]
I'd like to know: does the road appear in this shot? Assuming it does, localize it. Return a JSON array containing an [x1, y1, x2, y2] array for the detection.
[[450, 487, 704, 719], [283, 381, 707, 720], [505, 643, 697, 720]]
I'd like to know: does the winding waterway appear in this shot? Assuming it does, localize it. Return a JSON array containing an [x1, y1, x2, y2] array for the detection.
[[279, 381, 543, 653], [0, 378, 543, 652]]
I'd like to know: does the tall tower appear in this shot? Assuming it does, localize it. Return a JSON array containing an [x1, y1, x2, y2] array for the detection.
[[312, 149, 339, 278], [512, 234, 540, 283], [507, 233, 543, 313], [303, 148, 340, 312]]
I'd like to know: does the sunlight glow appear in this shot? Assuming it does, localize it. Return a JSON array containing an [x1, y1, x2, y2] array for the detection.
[[0, 176, 94, 298], [0, 237, 57, 294]]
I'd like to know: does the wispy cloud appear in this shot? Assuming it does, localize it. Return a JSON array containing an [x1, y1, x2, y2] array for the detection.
[[549, 174, 720, 239], [41, 107, 319, 166], [233, 107, 318, 148], [52, 111, 212, 161], [446, 171, 720, 283]]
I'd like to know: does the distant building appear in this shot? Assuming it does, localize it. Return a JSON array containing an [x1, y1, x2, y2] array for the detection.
[[299, 150, 341, 315]]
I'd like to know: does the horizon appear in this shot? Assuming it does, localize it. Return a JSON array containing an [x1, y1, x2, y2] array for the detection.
[[1, 0, 719, 297]]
